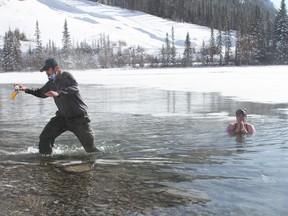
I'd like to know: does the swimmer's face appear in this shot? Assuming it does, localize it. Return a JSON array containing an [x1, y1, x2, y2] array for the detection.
[[236, 114, 246, 122]]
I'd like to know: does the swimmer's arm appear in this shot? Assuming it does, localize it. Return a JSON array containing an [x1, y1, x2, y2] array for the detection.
[[247, 124, 256, 134], [226, 123, 235, 133]]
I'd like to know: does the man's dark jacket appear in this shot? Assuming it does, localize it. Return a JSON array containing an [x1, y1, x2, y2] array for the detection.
[[25, 71, 88, 119]]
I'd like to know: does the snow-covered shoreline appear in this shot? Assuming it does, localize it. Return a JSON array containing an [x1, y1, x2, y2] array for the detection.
[[1, 66, 288, 104]]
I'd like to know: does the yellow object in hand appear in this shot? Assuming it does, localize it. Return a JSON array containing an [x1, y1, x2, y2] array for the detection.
[[11, 85, 19, 100], [11, 91, 18, 100]]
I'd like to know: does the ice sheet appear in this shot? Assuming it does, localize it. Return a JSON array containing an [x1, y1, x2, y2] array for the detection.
[[1, 66, 287, 104]]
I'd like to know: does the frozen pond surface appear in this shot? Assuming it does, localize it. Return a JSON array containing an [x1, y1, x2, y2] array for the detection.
[[0, 67, 288, 215]]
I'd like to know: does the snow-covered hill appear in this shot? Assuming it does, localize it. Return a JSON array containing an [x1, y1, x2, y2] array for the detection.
[[270, 0, 286, 9], [0, 0, 212, 53]]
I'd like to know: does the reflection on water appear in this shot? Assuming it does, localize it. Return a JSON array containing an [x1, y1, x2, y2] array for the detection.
[[0, 84, 288, 215]]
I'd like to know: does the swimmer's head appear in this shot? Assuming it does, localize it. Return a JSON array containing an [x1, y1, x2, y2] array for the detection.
[[236, 109, 247, 119]]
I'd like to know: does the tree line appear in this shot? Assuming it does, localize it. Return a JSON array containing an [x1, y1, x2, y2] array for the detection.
[[164, 0, 288, 66], [96, 0, 276, 32], [1, 0, 288, 71], [0, 19, 151, 72]]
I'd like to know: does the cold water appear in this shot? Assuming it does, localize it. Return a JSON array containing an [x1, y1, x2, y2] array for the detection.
[[0, 84, 287, 215]]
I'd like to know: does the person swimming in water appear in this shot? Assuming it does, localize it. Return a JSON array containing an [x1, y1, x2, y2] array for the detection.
[[226, 109, 256, 134]]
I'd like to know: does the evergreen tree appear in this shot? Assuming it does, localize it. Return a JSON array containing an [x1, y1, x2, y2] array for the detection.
[[136, 45, 145, 67], [34, 20, 44, 68], [62, 19, 72, 68], [200, 40, 208, 65], [25, 46, 34, 69], [13, 32, 22, 71], [160, 44, 165, 66], [131, 48, 136, 67], [2, 30, 14, 71], [237, 20, 253, 65], [47, 39, 58, 57], [75, 41, 85, 69], [273, 0, 288, 64], [234, 25, 241, 66], [182, 32, 193, 67], [73, 40, 95, 69], [116, 41, 125, 67], [164, 33, 171, 66], [2, 29, 22, 71], [216, 29, 223, 65], [171, 27, 177, 66], [262, 11, 274, 64], [224, 29, 232, 65], [98, 34, 113, 68], [250, 5, 265, 64], [209, 27, 216, 64]]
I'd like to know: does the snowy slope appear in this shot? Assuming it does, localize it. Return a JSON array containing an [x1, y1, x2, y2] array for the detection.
[[0, 0, 212, 53], [270, 0, 288, 9]]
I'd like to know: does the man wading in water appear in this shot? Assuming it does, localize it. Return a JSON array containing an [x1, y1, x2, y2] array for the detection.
[[17, 58, 100, 154]]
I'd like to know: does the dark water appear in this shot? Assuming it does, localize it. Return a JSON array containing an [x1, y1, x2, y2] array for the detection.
[[0, 84, 287, 216]]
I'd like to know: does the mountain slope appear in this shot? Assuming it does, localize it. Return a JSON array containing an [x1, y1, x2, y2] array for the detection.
[[95, 0, 277, 32], [0, 0, 212, 52]]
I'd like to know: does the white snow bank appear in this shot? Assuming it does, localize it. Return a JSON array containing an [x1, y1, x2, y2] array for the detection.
[[0, 66, 287, 104]]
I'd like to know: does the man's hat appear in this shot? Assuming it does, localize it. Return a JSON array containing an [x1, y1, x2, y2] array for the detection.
[[40, 58, 58, 72]]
